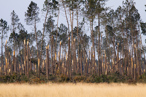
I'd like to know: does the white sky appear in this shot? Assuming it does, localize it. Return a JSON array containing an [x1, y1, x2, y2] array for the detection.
[[0, 0, 146, 44]]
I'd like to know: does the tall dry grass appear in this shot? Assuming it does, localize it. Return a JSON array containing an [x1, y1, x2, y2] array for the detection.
[[0, 83, 145, 97]]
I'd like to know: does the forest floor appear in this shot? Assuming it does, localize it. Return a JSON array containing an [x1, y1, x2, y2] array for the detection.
[[0, 83, 145, 97]]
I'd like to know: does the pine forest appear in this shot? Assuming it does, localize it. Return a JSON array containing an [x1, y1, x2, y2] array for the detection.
[[0, 0, 146, 83]]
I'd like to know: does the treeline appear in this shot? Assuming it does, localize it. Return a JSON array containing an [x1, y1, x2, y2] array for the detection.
[[0, 0, 146, 83]]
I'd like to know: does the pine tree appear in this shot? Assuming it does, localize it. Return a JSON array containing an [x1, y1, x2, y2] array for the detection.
[[10, 10, 20, 73], [0, 19, 9, 73], [25, 1, 40, 59]]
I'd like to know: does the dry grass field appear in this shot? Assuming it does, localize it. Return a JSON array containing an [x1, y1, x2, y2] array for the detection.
[[0, 83, 146, 97]]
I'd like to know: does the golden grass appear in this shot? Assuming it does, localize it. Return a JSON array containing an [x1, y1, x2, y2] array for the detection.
[[0, 83, 146, 97]]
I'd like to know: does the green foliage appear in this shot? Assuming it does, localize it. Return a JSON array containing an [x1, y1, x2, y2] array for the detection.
[[43, 0, 59, 15], [20, 74, 29, 82], [73, 76, 86, 82], [0, 18, 9, 32], [25, 1, 40, 25], [59, 75, 70, 82], [0, 73, 24, 83], [48, 74, 57, 81], [29, 76, 41, 84], [0, 72, 146, 84], [11, 10, 20, 27], [82, 0, 106, 22], [139, 73, 146, 83], [141, 22, 146, 35]]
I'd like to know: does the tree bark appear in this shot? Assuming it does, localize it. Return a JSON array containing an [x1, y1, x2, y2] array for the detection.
[[46, 45, 49, 80], [1, 30, 4, 73], [97, 13, 101, 76]]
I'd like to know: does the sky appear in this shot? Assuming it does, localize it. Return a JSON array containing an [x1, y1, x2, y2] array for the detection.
[[0, 0, 146, 44]]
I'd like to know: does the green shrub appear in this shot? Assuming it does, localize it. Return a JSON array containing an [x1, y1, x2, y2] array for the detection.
[[73, 76, 86, 82], [29, 76, 40, 84], [59, 75, 70, 82]]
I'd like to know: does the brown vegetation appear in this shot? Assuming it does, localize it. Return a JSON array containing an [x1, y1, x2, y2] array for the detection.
[[0, 83, 146, 97]]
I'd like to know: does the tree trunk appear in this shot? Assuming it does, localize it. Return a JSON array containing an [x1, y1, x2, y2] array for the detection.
[[5, 42, 7, 75], [34, 19, 39, 59], [76, 8, 80, 74], [55, 9, 60, 59], [46, 45, 49, 80], [24, 40, 27, 76], [68, 37, 71, 77], [59, 42, 62, 74], [62, 0, 70, 33], [27, 41, 29, 77], [40, 10, 49, 68], [1, 31, 4, 73], [51, 36, 54, 74], [97, 13, 101, 76]]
